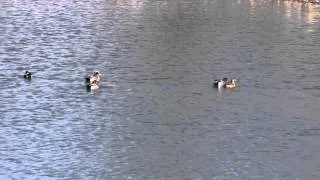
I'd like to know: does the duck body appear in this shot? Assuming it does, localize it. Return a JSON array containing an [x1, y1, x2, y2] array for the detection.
[[87, 83, 99, 90], [86, 80, 99, 91], [226, 79, 238, 88], [24, 71, 33, 80]]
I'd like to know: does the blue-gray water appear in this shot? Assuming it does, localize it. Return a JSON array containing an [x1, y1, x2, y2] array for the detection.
[[1, 0, 320, 179]]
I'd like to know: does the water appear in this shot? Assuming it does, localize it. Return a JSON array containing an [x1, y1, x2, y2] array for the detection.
[[1, 0, 320, 179]]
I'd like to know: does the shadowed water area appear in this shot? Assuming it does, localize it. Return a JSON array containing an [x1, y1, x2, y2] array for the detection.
[[1, 0, 320, 179]]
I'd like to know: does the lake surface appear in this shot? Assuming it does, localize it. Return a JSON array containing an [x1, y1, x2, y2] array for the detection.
[[1, 0, 320, 179]]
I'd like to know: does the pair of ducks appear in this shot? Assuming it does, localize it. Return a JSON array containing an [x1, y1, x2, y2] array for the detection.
[[85, 71, 101, 90], [213, 78, 238, 89], [24, 71, 33, 80]]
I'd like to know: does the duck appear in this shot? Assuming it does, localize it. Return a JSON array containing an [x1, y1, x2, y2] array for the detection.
[[86, 80, 99, 90], [213, 79, 224, 89], [226, 79, 238, 88], [213, 77, 228, 89], [85, 71, 101, 84], [23, 71, 33, 80]]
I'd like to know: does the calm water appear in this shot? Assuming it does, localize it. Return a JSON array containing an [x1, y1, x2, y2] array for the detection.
[[1, 0, 320, 179]]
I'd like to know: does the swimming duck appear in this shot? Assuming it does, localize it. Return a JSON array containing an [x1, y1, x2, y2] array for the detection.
[[23, 71, 33, 80], [226, 79, 238, 88], [86, 80, 99, 91], [85, 71, 101, 84], [213, 79, 224, 88], [213, 77, 228, 89]]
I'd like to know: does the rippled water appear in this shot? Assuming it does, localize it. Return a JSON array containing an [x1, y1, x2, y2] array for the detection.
[[1, 0, 320, 179]]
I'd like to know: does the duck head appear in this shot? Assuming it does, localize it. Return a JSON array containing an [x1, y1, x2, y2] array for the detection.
[[92, 71, 101, 82], [213, 80, 219, 88], [222, 77, 228, 83]]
